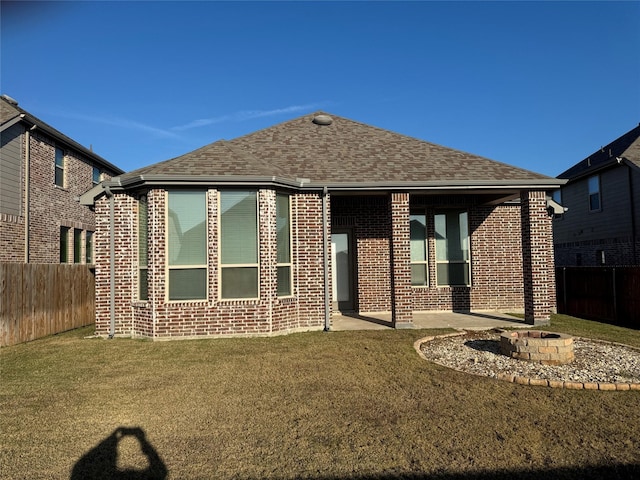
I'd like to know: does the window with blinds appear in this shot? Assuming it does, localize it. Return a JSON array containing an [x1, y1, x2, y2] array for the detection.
[[410, 212, 428, 286], [85, 231, 94, 264], [138, 195, 149, 301], [167, 191, 207, 300], [219, 190, 258, 299], [276, 193, 292, 296], [435, 210, 471, 286]]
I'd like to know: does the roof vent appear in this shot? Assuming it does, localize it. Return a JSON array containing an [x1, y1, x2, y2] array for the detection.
[[1, 94, 18, 106], [312, 114, 333, 126]]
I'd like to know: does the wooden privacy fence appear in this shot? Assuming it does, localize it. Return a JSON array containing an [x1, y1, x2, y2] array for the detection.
[[1, 263, 95, 347], [556, 266, 640, 329]]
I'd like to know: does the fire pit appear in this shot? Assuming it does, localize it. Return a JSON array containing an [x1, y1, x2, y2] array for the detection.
[[500, 331, 574, 365]]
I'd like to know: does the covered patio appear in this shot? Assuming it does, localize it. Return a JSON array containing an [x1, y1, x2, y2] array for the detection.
[[330, 311, 529, 331]]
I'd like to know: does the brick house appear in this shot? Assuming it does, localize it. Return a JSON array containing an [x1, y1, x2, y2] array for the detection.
[[86, 112, 563, 339], [1, 94, 124, 264], [554, 124, 640, 267]]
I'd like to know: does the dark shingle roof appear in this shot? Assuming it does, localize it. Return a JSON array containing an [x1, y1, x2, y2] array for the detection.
[[116, 111, 560, 190], [229, 112, 551, 184], [558, 124, 640, 180]]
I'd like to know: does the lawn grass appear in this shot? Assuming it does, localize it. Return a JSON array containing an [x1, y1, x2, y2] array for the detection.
[[1, 315, 639, 479]]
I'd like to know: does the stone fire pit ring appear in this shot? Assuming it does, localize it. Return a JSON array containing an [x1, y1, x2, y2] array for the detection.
[[500, 330, 574, 365]]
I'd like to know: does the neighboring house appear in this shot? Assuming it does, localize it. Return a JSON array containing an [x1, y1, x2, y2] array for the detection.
[[0, 94, 123, 264], [554, 124, 640, 267], [84, 112, 563, 339]]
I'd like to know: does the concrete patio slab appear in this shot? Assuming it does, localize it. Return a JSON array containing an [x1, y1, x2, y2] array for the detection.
[[330, 311, 529, 331]]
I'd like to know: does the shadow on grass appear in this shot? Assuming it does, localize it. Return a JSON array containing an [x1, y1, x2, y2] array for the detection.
[[70, 427, 167, 479], [68, 427, 640, 480]]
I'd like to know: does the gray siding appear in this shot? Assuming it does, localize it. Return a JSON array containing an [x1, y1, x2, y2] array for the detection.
[[0, 123, 24, 217], [554, 165, 633, 244], [554, 163, 640, 266]]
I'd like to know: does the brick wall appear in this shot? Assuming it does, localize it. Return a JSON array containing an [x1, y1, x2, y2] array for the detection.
[[94, 188, 555, 339], [555, 236, 639, 266], [331, 195, 392, 312], [1, 128, 118, 264], [521, 190, 555, 324], [470, 204, 524, 310], [95, 188, 327, 339], [0, 214, 24, 262]]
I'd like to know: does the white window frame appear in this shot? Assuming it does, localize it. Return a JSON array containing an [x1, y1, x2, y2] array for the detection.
[[60, 226, 70, 263], [588, 175, 601, 212], [85, 231, 94, 265], [54, 147, 65, 188], [276, 193, 293, 297], [166, 190, 208, 302], [410, 210, 429, 287], [73, 228, 83, 264], [92, 167, 101, 186], [138, 194, 149, 301], [434, 209, 471, 287], [218, 190, 260, 301]]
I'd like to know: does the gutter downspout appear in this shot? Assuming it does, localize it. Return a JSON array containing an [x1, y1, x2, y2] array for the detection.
[[24, 125, 35, 262], [322, 186, 330, 331], [104, 186, 116, 339]]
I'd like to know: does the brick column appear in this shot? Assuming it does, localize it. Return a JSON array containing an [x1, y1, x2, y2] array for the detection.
[[259, 189, 277, 332], [390, 192, 412, 328], [521, 190, 554, 325]]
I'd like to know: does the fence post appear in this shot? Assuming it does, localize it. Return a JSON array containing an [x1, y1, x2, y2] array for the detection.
[[562, 267, 567, 314], [612, 267, 618, 322]]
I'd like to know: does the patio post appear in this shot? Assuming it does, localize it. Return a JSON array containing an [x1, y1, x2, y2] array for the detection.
[[390, 192, 413, 328], [520, 190, 555, 325]]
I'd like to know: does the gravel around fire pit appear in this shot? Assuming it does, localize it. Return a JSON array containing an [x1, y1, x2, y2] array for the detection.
[[418, 330, 640, 386]]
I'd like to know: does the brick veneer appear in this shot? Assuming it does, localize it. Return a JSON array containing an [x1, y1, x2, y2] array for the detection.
[[389, 192, 413, 326], [95, 188, 556, 339], [521, 190, 555, 324], [1, 128, 117, 264], [336, 196, 528, 317], [95, 188, 328, 339]]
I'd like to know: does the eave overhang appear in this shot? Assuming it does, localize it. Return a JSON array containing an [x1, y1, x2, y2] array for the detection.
[[79, 174, 565, 206], [107, 174, 565, 191]]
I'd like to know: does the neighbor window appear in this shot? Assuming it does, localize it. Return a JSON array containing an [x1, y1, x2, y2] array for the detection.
[[73, 229, 82, 263], [55, 147, 65, 187], [588, 175, 601, 211], [167, 191, 207, 300], [410, 212, 428, 286], [86, 231, 94, 264], [276, 193, 292, 296], [92, 167, 101, 185], [138, 195, 149, 301], [219, 190, 258, 299], [60, 226, 70, 263], [435, 210, 470, 286]]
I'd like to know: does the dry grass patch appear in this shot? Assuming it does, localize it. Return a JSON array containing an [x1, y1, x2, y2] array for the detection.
[[1, 318, 639, 479]]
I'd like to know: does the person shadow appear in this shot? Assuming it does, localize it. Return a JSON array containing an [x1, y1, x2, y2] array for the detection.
[[70, 427, 167, 480]]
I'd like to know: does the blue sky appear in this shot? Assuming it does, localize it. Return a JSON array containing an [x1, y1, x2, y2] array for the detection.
[[2, 1, 639, 177]]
